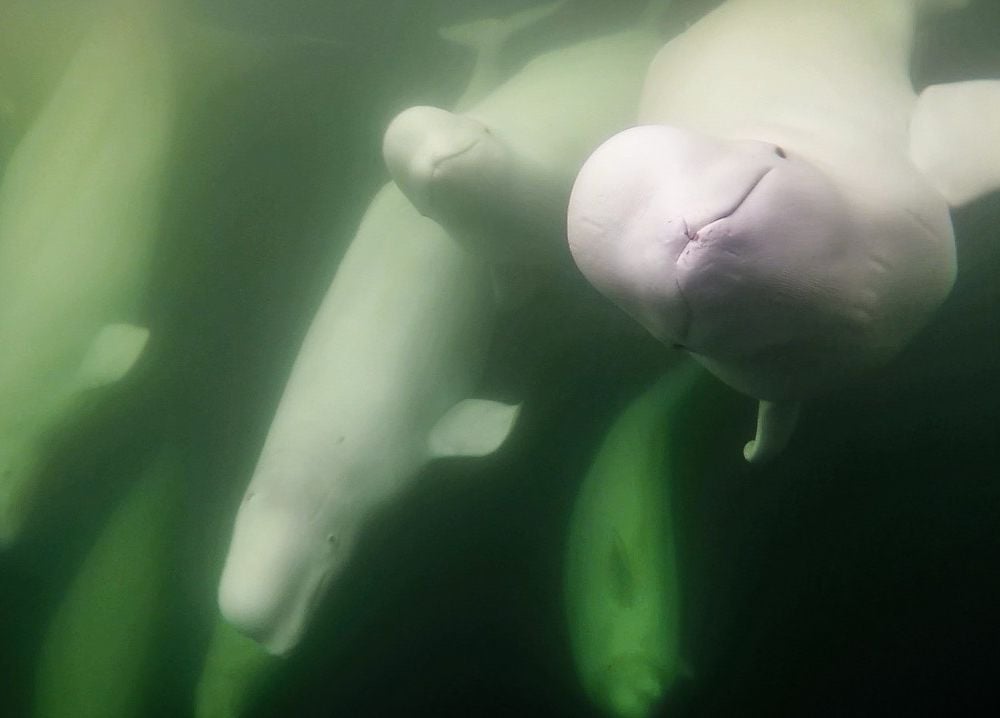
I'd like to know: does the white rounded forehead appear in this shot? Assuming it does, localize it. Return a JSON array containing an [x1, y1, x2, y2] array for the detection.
[[572, 125, 780, 223]]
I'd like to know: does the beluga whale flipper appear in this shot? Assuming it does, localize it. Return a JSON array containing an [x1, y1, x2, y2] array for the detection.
[[567, 0, 1000, 462], [383, 0, 675, 265]]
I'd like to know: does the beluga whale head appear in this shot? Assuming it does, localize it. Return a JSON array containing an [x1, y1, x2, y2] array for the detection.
[[383, 105, 511, 224], [570, 124, 866, 397], [568, 124, 955, 461]]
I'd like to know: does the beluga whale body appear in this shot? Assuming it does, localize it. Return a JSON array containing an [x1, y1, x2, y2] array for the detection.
[[567, 0, 1000, 462]]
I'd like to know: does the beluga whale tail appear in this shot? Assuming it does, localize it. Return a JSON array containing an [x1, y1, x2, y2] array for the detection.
[[567, 0, 1000, 461]]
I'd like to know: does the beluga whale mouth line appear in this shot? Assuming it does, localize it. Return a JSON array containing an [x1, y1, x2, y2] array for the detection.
[[682, 167, 773, 248], [430, 135, 485, 174]]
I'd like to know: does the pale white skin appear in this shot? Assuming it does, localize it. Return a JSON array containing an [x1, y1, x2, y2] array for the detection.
[[383, 12, 668, 264], [218, 185, 499, 654], [0, 9, 171, 543], [568, 0, 989, 459]]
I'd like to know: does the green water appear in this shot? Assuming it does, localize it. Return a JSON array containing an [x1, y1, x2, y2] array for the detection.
[[1, 1, 999, 716]]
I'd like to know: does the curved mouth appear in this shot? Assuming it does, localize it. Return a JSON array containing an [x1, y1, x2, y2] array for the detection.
[[670, 167, 773, 350], [429, 135, 484, 176], [683, 167, 773, 243], [421, 135, 487, 215]]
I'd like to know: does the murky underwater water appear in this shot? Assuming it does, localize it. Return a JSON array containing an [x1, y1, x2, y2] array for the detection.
[[0, 0, 998, 716]]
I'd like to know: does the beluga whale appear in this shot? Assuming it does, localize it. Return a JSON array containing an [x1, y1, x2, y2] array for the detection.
[[220, 0, 664, 655], [567, 0, 1000, 462]]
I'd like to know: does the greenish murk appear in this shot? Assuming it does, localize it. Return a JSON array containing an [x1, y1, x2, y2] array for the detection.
[[195, 617, 280, 718], [33, 446, 183, 718]]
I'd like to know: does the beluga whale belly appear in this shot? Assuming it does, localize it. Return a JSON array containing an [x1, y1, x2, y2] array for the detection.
[[567, 0, 1000, 461]]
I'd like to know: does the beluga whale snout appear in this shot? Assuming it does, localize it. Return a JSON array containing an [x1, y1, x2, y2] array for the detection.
[[218, 486, 348, 655]]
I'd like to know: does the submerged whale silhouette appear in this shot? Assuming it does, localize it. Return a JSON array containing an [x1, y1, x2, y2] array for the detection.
[[568, 0, 1000, 461]]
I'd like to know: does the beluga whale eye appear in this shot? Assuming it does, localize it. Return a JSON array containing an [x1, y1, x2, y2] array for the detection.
[[774, 146, 787, 159]]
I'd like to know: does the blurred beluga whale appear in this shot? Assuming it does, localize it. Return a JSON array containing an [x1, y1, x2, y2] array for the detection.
[[383, 0, 674, 265], [219, 2, 674, 656], [567, 0, 1000, 462], [0, 1, 173, 545]]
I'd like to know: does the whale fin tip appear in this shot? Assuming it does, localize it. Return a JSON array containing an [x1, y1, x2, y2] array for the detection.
[[428, 399, 521, 459], [78, 323, 149, 388]]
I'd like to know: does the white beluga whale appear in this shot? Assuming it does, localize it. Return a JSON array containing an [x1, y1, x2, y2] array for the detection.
[[0, 2, 173, 544], [383, 0, 674, 264], [219, 2, 613, 655], [567, 0, 1000, 462]]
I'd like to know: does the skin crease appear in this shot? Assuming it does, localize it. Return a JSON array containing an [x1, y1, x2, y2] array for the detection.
[[568, 0, 977, 459]]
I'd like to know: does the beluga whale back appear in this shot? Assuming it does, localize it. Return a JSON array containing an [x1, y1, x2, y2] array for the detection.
[[567, 0, 1000, 461]]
